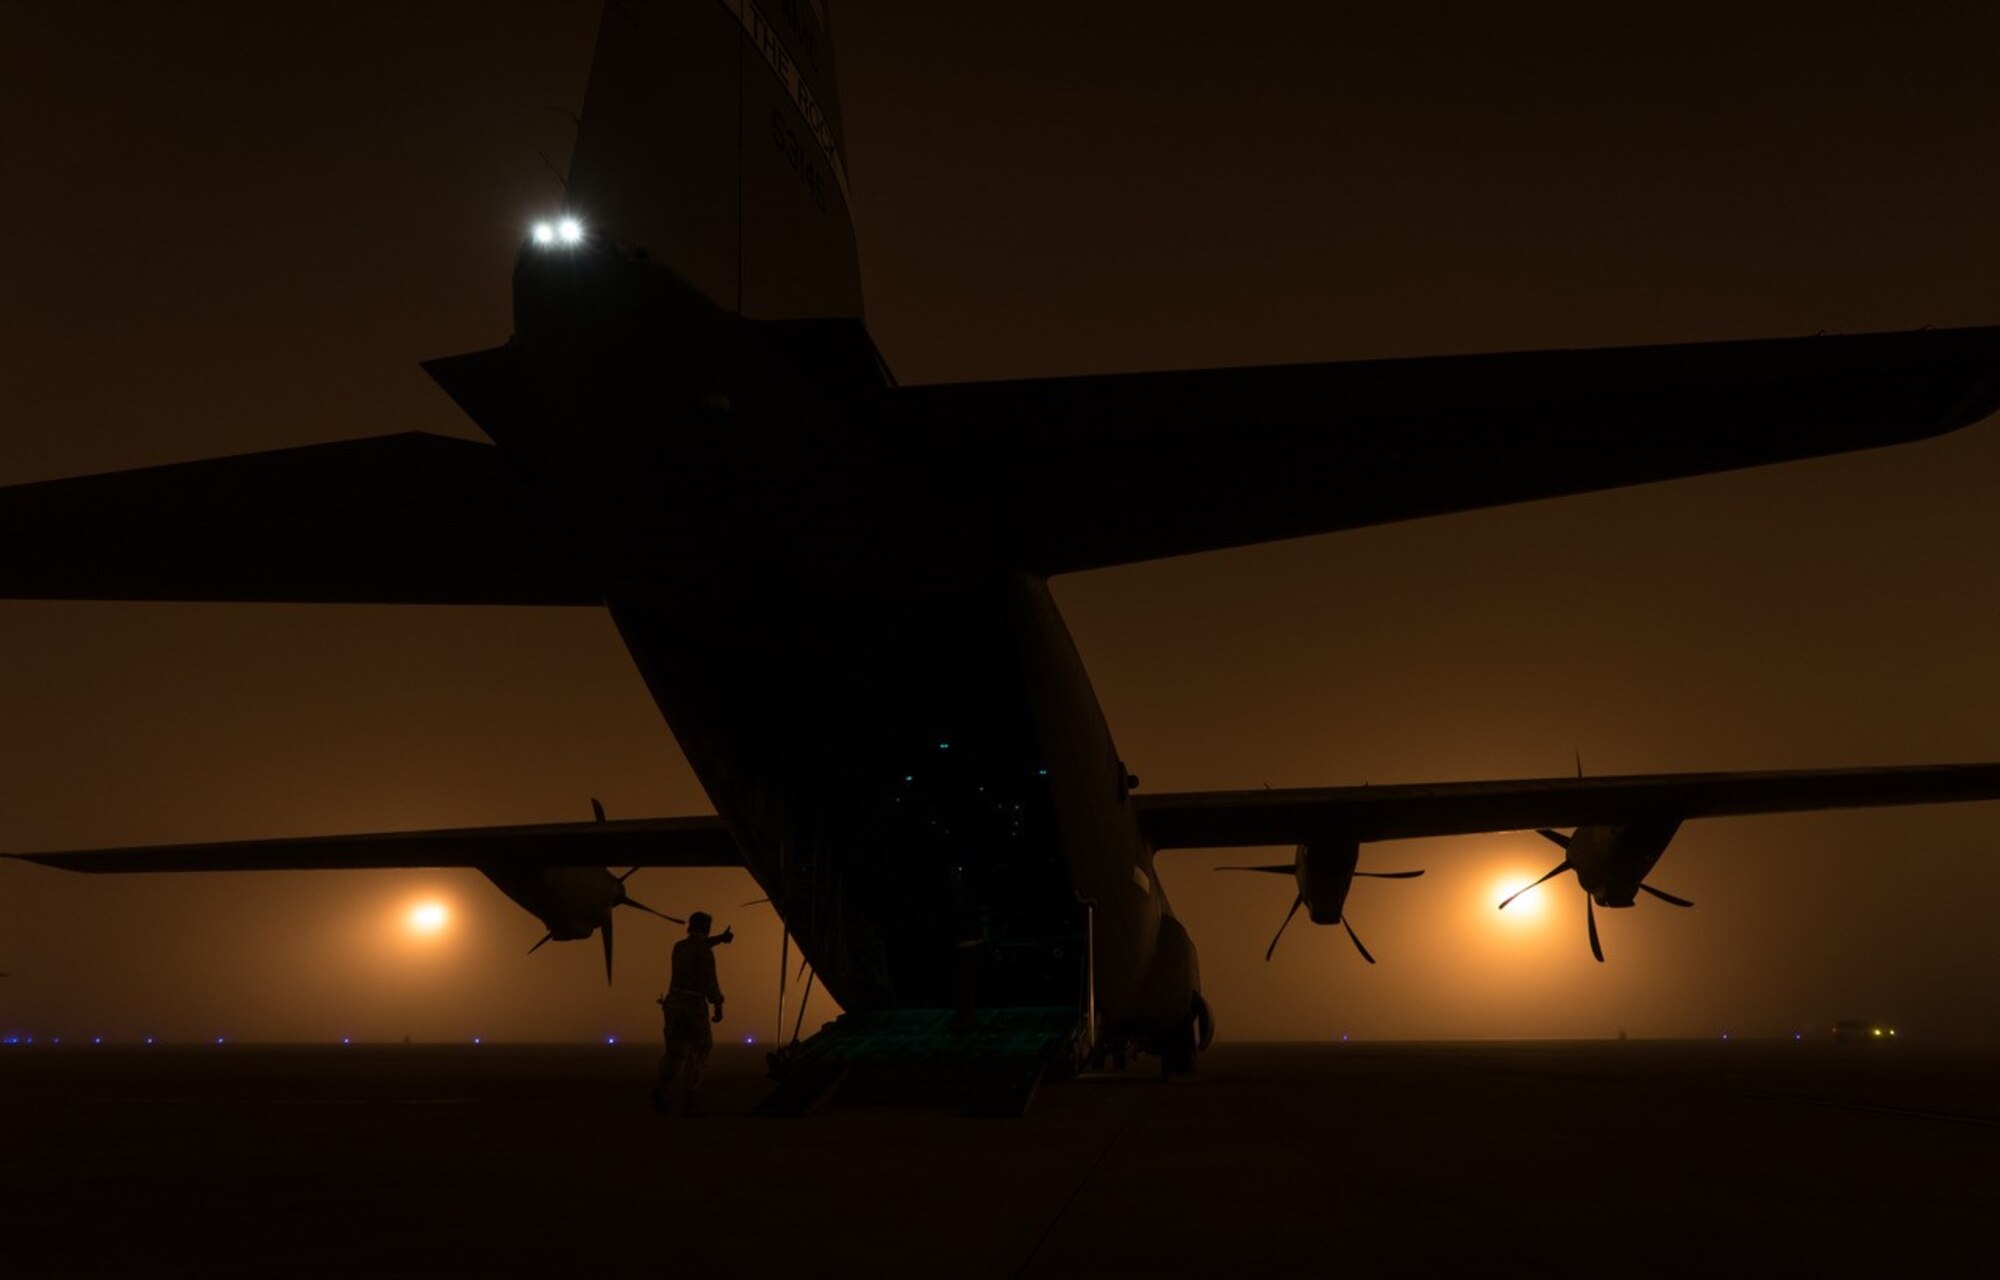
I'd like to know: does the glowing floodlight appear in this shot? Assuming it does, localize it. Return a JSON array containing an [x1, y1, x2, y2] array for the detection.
[[407, 901, 450, 935], [530, 222, 555, 245], [556, 216, 584, 244]]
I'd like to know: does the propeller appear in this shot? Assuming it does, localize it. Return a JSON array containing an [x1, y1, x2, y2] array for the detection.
[[1638, 883, 1694, 908], [521, 799, 686, 984], [1220, 862, 1422, 963], [1498, 860, 1571, 910], [1213, 866, 1300, 961], [614, 869, 683, 924], [1506, 830, 1691, 962], [1340, 916, 1376, 965], [1265, 896, 1304, 962]]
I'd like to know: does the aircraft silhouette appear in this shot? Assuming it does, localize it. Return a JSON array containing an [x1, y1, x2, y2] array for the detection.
[[5, 1, 2000, 1072]]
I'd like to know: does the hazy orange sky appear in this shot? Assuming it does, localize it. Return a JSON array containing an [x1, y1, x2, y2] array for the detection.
[[3, 2, 1999, 1044]]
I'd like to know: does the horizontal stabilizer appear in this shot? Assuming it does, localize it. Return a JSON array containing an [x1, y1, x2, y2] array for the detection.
[[0, 433, 601, 604], [1137, 763, 2000, 848], [9, 814, 739, 873], [888, 327, 2000, 574]]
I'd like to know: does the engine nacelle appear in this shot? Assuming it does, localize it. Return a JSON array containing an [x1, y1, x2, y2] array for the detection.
[[1295, 838, 1361, 924], [482, 865, 625, 937], [1564, 818, 1681, 907]]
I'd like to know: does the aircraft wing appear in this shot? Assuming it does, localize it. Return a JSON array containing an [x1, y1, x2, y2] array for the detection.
[[1134, 763, 2000, 848], [6, 815, 740, 873], [889, 327, 2000, 574], [0, 432, 600, 604]]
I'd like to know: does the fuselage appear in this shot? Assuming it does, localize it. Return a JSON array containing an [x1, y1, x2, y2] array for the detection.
[[493, 238, 1202, 1048]]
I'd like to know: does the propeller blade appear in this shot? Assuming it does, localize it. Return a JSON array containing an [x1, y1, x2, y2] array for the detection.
[[591, 797, 607, 823], [617, 865, 641, 883], [1354, 870, 1424, 879], [1264, 896, 1304, 962], [617, 894, 685, 924], [742, 896, 770, 907], [601, 914, 615, 985], [1638, 883, 1694, 908], [526, 931, 553, 955], [1214, 865, 1296, 875], [798, 954, 811, 982], [1537, 829, 1572, 849], [1499, 861, 1570, 910], [1340, 916, 1377, 965], [1586, 895, 1604, 963]]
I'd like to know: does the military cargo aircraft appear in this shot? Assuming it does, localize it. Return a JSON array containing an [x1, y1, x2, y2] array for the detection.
[[6, 0, 2000, 1075]]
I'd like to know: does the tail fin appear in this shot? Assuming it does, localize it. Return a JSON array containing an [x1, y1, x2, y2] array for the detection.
[[566, 0, 863, 321]]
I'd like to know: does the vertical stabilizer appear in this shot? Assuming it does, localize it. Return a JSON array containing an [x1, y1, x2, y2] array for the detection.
[[566, 0, 864, 321]]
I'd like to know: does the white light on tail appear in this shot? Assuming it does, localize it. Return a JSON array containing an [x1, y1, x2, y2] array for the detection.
[[530, 217, 585, 249]]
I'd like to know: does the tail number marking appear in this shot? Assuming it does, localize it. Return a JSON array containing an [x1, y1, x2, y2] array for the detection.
[[723, 0, 851, 206], [770, 107, 829, 213]]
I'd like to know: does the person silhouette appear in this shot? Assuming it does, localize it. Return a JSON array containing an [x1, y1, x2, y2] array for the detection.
[[652, 912, 729, 1114]]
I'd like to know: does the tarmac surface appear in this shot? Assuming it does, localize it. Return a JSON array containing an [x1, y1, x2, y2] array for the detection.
[[2, 1039, 1995, 1277]]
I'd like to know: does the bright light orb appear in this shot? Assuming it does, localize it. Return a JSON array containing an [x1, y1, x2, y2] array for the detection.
[[407, 901, 450, 935], [530, 221, 555, 245], [1493, 874, 1548, 922], [556, 216, 584, 244]]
